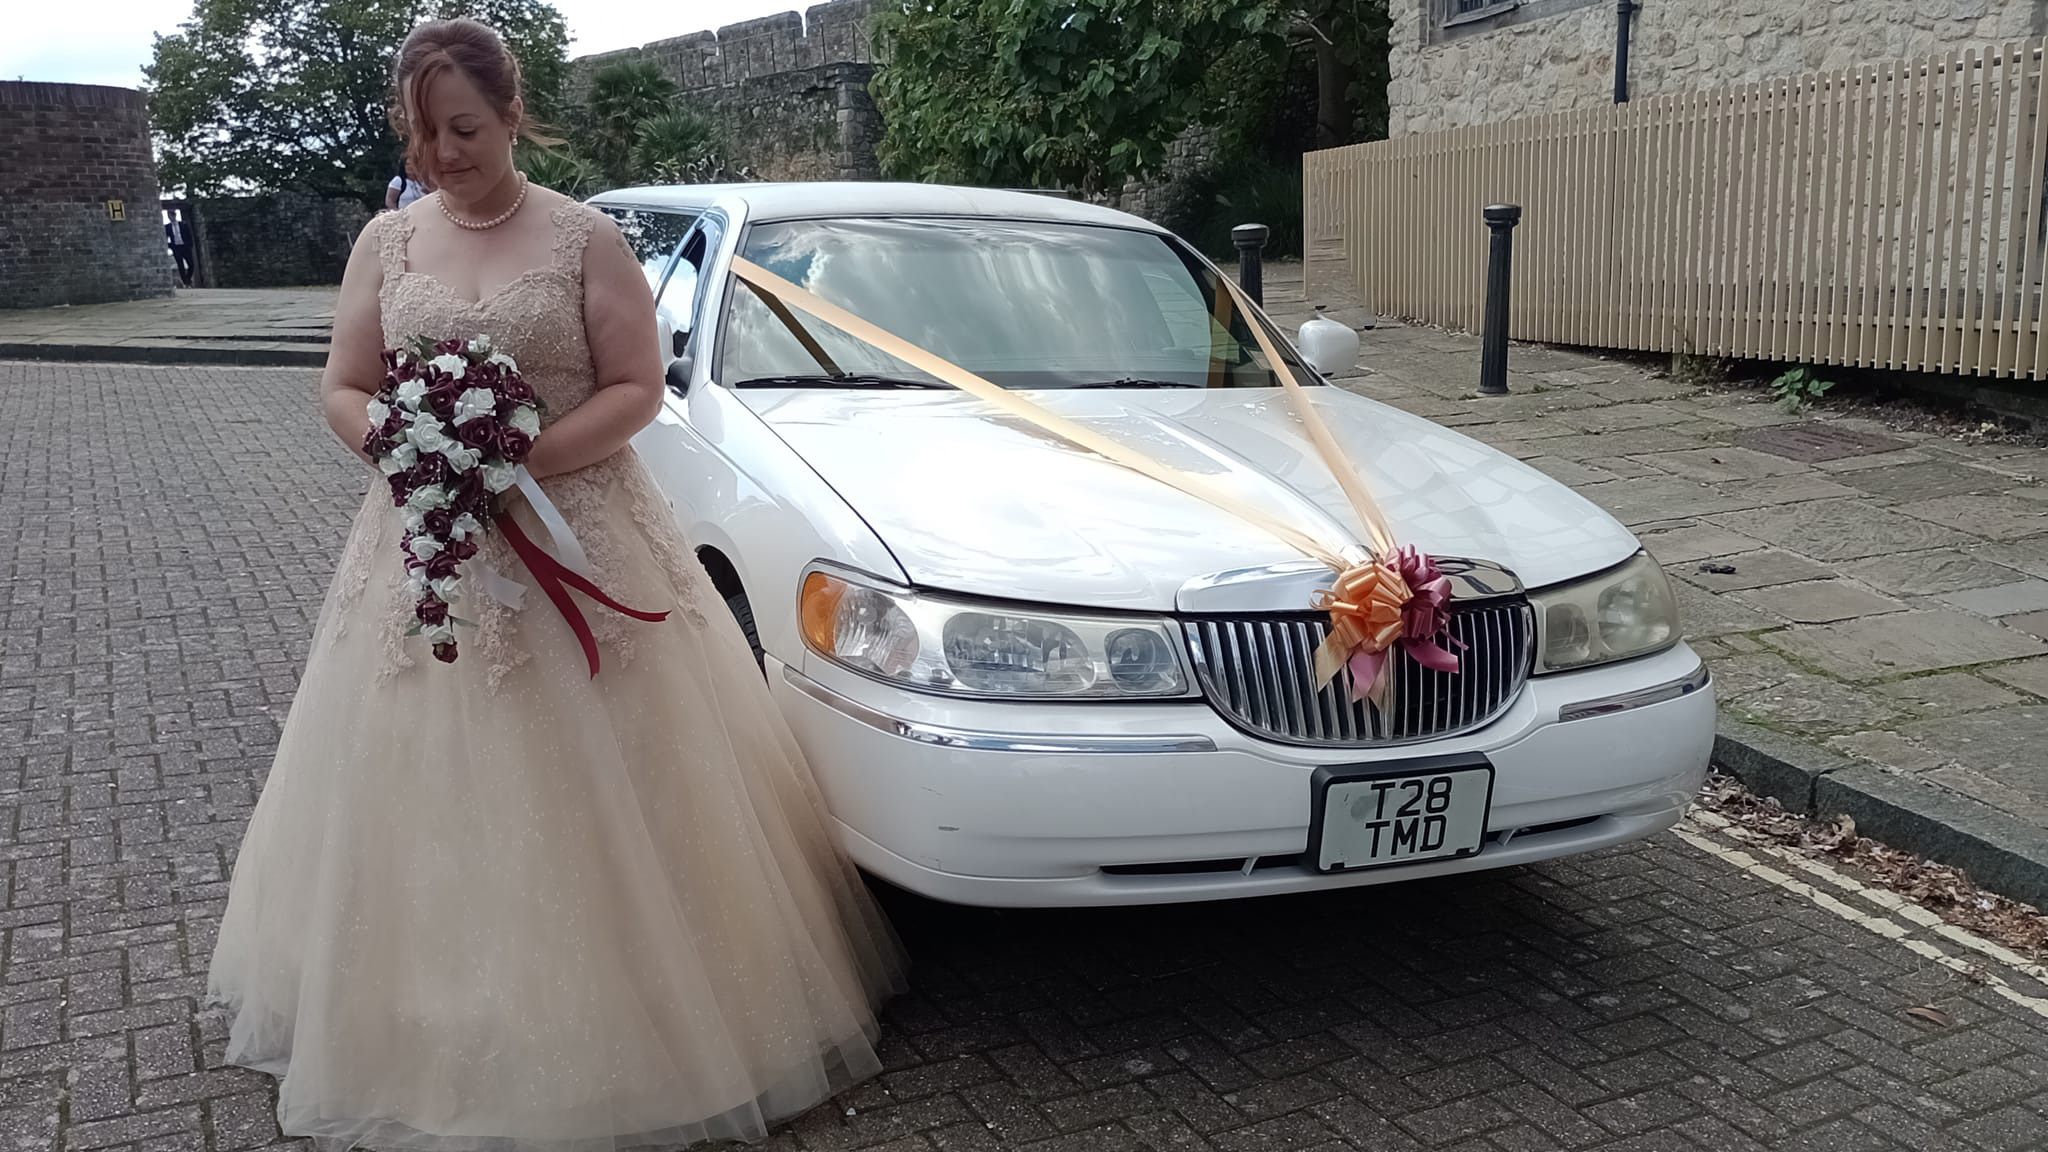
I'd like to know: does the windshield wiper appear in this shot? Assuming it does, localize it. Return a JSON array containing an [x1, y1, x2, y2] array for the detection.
[[730, 373, 950, 390], [1068, 377, 1202, 389]]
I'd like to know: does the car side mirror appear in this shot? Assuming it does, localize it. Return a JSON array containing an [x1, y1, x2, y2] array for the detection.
[[665, 352, 694, 397], [1297, 307, 1361, 378]]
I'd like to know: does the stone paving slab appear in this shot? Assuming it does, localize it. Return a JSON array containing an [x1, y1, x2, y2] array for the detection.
[[0, 289, 335, 367], [1267, 264, 2048, 908]]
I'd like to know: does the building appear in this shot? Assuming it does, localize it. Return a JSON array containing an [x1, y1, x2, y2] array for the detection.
[[0, 82, 178, 310], [1389, 0, 2047, 136]]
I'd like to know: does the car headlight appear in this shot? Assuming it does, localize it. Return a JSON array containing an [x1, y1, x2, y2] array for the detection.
[[800, 569, 1191, 698], [1530, 552, 1679, 674]]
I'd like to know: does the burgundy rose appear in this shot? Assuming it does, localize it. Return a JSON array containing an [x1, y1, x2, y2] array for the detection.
[[426, 550, 461, 580], [452, 537, 479, 561], [435, 338, 466, 356], [387, 473, 411, 503], [422, 508, 454, 538], [457, 471, 487, 507], [425, 380, 462, 419], [410, 454, 450, 487], [499, 377, 535, 405], [381, 348, 401, 372], [433, 640, 459, 663], [498, 426, 533, 462], [416, 596, 449, 627], [456, 416, 499, 454], [362, 425, 384, 456]]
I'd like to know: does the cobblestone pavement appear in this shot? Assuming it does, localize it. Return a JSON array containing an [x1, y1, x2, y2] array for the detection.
[[1264, 266, 2048, 902], [4, 359, 2048, 1152]]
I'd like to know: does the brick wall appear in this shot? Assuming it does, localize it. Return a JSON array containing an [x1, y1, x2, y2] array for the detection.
[[0, 82, 178, 310], [183, 193, 370, 290]]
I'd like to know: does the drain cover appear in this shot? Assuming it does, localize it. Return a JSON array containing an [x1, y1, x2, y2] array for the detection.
[[1733, 424, 1911, 463]]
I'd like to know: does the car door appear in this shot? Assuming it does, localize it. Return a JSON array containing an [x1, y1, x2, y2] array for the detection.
[[632, 210, 736, 543], [592, 203, 696, 362]]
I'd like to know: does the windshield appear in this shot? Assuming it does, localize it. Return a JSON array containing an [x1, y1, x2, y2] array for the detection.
[[718, 217, 1314, 390]]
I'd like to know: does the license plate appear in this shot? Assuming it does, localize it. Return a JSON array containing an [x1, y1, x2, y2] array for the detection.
[[1311, 763, 1493, 872]]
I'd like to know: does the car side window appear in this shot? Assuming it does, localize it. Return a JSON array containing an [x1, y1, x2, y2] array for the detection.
[[661, 213, 726, 353], [595, 205, 695, 297]]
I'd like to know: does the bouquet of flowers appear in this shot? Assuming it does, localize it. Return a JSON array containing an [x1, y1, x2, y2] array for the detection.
[[364, 335, 543, 663]]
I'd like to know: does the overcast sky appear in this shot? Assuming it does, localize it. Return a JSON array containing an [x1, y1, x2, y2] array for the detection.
[[4, 0, 803, 88]]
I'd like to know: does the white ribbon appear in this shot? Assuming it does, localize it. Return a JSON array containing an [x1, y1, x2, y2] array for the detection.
[[514, 465, 592, 576], [468, 465, 591, 611]]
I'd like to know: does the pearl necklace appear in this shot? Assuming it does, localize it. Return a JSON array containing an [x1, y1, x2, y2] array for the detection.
[[439, 176, 529, 231]]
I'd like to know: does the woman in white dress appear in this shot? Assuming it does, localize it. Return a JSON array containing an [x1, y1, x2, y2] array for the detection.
[[208, 18, 906, 1150]]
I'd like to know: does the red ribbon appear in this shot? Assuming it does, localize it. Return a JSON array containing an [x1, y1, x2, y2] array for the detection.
[[495, 512, 671, 678]]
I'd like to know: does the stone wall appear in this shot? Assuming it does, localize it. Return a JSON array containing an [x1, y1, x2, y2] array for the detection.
[[1390, 0, 2048, 136], [571, 1, 883, 182], [0, 82, 177, 310], [181, 193, 371, 289]]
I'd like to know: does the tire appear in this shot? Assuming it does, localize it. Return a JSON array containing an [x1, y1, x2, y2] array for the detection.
[[725, 592, 766, 673]]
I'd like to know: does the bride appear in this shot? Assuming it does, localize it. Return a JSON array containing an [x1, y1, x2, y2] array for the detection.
[[206, 18, 905, 1150]]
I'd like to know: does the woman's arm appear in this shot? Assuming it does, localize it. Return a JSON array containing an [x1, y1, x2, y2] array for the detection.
[[320, 218, 390, 465], [522, 211, 665, 480]]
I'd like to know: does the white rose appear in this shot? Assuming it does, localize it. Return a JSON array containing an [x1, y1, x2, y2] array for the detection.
[[424, 622, 457, 646], [452, 387, 498, 425], [408, 569, 429, 597], [406, 483, 451, 511], [441, 443, 481, 473], [409, 535, 443, 561], [431, 576, 463, 602], [450, 513, 483, 541], [366, 398, 391, 427], [470, 335, 494, 357], [487, 351, 518, 372], [396, 378, 429, 408], [430, 354, 468, 380], [482, 463, 518, 494], [507, 405, 541, 437], [390, 442, 419, 470], [378, 453, 406, 476], [401, 505, 427, 532], [408, 416, 453, 454]]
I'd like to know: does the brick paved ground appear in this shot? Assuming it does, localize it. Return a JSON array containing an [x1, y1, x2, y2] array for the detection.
[[4, 359, 2048, 1152]]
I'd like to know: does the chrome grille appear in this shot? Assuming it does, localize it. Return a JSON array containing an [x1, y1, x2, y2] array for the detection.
[[1183, 600, 1535, 747]]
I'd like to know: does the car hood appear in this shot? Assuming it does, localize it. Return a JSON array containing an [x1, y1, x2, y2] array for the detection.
[[737, 387, 1639, 611]]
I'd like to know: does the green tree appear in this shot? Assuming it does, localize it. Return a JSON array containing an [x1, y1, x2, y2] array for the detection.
[[581, 57, 679, 187], [146, 0, 570, 205], [872, 0, 1387, 196]]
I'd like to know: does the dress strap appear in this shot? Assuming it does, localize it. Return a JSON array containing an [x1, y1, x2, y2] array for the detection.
[[549, 203, 599, 279], [376, 209, 415, 281]]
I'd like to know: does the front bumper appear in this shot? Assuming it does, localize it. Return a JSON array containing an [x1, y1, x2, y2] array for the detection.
[[771, 644, 1715, 907]]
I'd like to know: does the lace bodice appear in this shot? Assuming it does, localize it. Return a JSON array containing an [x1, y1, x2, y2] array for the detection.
[[376, 202, 598, 421], [328, 199, 705, 685]]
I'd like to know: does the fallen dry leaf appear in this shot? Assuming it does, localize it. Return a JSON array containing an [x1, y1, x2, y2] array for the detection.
[[1696, 773, 2048, 961], [1905, 1005, 1954, 1027]]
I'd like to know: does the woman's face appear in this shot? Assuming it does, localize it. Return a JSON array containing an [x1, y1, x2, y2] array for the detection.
[[412, 65, 519, 198]]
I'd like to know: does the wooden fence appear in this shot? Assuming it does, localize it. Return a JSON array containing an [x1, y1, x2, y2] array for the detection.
[[1304, 40, 2048, 379]]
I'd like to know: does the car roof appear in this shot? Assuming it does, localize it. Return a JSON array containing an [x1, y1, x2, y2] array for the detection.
[[587, 181, 1165, 231]]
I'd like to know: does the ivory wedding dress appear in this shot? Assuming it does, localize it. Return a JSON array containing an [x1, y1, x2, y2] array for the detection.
[[208, 199, 906, 1151]]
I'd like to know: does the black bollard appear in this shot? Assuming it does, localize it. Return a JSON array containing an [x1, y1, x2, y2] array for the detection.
[[1479, 204, 1522, 397], [1233, 223, 1270, 308]]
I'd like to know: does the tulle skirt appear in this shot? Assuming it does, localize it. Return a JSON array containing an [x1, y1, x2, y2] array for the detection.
[[207, 460, 906, 1151]]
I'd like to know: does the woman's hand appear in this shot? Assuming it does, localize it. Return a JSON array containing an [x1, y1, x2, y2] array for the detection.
[[320, 217, 390, 466], [520, 210, 664, 479]]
